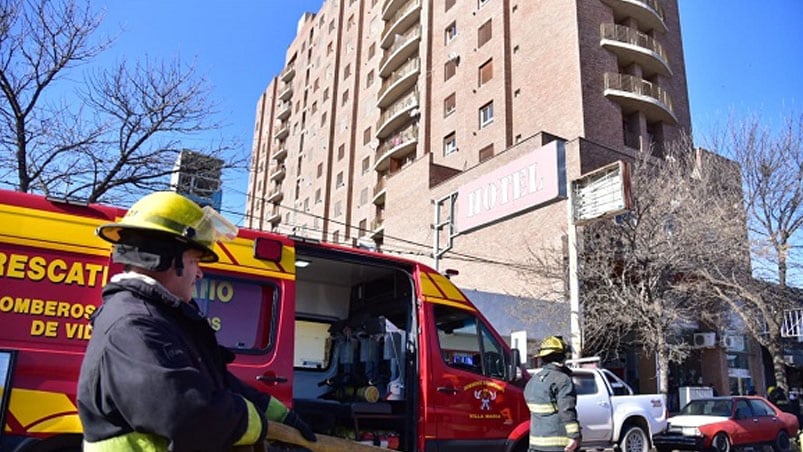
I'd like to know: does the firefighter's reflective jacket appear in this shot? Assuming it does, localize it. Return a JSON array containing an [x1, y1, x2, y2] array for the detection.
[[524, 362, 581, 452]]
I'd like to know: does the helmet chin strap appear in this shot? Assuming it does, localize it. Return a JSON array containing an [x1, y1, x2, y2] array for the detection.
[[173, 250, 185, 277]]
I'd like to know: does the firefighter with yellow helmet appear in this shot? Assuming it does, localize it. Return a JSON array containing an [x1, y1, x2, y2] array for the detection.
[[525, 336, 581, 452], [77, 191, 316, 451]]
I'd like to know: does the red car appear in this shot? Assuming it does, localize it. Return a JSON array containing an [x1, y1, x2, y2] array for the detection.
[[652, 396, 798, 452]]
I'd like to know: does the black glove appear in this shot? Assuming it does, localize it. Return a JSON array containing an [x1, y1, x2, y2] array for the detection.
[[283, 410, 317, 442]]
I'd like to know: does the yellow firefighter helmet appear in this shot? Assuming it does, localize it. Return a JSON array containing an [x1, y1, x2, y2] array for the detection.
[[96, 191, 237, 263], [537, 335, 568, 358]]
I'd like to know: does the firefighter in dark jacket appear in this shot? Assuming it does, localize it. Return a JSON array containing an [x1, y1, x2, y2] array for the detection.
[[77, 191, 316, 451], [525, 336, 581, 452]]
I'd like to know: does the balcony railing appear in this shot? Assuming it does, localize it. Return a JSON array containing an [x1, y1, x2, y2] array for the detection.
[[280, 65, 295, 83], [274, 123, 290, 140], [278, 84, 293, 101], [276, 101, 292, 120], [266, 189, 283, 204], [273, 146, 288, 161], [382, 0, 408, 21], [381, 0, 421, 49], [269, 165, 286, 182], [377, 57, 420, 107], [266, 207, 281, 224], [370, 215, 385, 238], [372, 177, 387, 205], [604, 72, 676, 124], [376, 90, 419, 138], [600, 0, 666, 33], [600, 23, 671, 76], [379, 24, 421, 77]]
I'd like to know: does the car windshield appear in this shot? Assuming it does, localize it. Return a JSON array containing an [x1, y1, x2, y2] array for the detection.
[[681, 399, 732, 416]]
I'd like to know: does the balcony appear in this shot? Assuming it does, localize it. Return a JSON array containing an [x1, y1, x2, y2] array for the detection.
[[272, 146, 288, 161], [382, 0, 409, 21], [604, 72, 676, 124], [266, 189, 283, 204], [381, 0, 421, 50], [276, 101, 292, 120], [280, 65, 296, 83], [377, 57, 420, 108], [376, 90, 419, 138], [379, 25, 421, 78], [600, 23, 671, 77], [372, 176, 387, 205], [370, 216, 385, 239], [278, 84, 293, 101], [374, 122, 418, 172], [269, 165, 286, 182], [600, 0, 666, 33], [266, 207, 281, 224], [274, 123, 290, 141]]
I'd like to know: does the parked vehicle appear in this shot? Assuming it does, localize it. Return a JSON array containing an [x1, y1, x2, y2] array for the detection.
[[0, 189, 534, 452], [652, 396, 798, 452], [571, 358, 668, 452]]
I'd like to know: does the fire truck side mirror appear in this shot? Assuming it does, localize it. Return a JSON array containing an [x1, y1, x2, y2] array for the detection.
[[508, 348, 523, 382]]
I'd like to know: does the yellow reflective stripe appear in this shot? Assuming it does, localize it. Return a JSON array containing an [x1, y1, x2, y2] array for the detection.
[[530, 435, 571, 447], [233, 397, 264, 446], [83, 432, 168, 452], [9, 388, 83, 433], [527, 402, 558, 413], [266, 396, 289, 422], [565, 422, 580, 434]]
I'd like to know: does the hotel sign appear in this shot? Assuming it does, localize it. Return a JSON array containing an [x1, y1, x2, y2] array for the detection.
[[456, 140, 566, 233]]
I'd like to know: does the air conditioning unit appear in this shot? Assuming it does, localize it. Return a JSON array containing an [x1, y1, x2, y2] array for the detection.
[[693, 332, 716, 348], [721, 334, 744, 352], [447, 52, 460, 63]]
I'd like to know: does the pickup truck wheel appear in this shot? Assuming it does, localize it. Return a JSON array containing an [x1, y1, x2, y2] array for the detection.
[[617, 425, 649, 452]]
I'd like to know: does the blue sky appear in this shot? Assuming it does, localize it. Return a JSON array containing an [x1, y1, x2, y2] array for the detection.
[[88, 1, 803, 224]]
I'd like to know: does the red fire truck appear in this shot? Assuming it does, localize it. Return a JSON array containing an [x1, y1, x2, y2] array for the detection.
[[0, 189, 532, 451]]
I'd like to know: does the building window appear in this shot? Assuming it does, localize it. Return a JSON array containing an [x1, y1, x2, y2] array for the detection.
[[344, 64, 351, 79], [347, 14, 355, 30], [332, 230, 340, 243], [311, 101, 318, 114], [478, 144, 494, 162], [445, 0, 456, 11], [329, 19, 335, 33], [478, 19, 492, 48], [444, 60, 457, 81], [366, 70, 374, 87], [317, 162, 323, 178], [362, 156, 370, 174], [342, 89, 349, 105], [313, 78, 320, 91], [327, 41, 333, 55], [479, 101, 494, 128], [336, 171, 344, 187], [443, 132, 457, 156], [359, 188, 368, 205], [321, 111, 327, 127], [323, 88, 329, 101], [363, 127, 372, 145], [479, 59, 493, 86], [478, 0, 491, 8], [315, 188, 321, 203], [445, 21, 457, 44], [444, 93, 456, 117], [368, 43, 376, 59], [358, 219, 367, 236], [334, 201, 342, 217], [338, 144, 345, 160]]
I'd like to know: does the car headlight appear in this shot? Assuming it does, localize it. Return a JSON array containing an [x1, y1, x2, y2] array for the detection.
[[680, 427, 701, 436]]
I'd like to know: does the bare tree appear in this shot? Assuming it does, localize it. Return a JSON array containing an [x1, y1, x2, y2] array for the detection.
[[698, 110, 803, 390], [522, 136, 748, 394], [0, 0, 244, 204]]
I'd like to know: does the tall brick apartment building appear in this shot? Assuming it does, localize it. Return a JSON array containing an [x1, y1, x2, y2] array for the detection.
[[245, 1, 761, 395]]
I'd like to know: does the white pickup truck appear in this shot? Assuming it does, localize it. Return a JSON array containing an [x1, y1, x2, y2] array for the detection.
[[529, 358, 667, 452]]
